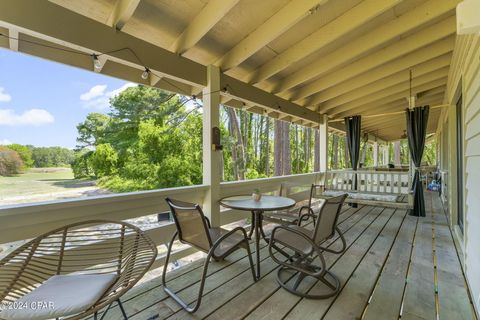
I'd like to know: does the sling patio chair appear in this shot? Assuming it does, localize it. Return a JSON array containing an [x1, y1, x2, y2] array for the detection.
[[0, 220, 157, 320], [268, 194, 347, 299], [163, 198, 256, 313], [263, 184, 326, 226]]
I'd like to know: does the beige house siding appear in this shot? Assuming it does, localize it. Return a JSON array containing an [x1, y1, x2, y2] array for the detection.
[[443, 33, 480, 314]]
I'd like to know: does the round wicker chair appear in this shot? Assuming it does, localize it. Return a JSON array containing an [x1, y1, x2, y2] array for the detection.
[[0, 220, 157, 320]]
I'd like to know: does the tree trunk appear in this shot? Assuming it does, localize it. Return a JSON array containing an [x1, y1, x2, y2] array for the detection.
[[314, 129, 320, 172], [225, 107, 246, 180], [265, 117, 270, 176], [344, 136, 350, 168], [332, 135, 338, 169], [295, 125, 299, 173], [304, 127, 310, 172], [283, 122, 291, 175], [274, 119, 283, 176]]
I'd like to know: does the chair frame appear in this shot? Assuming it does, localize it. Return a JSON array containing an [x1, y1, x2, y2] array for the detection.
[[268, 194, 347, 299], [162, 198, 256, 313], [0, 220, 157, 320]]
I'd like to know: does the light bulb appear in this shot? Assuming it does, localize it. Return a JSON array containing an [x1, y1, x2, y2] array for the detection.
[[141, 68, 150, 80], [92, 54, 102, 70]]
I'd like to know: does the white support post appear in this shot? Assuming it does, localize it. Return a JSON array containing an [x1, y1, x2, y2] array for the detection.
[[319, 114, 328, 172], [203, 65, 221, 227], [383, 144, 389, 166], [393, 141, 401, 166], [373, 142, 379, 167]]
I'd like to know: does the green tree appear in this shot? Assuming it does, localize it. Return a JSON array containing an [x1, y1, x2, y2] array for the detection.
[[7, 144, 34, 168], [90, 144, 118, 177]]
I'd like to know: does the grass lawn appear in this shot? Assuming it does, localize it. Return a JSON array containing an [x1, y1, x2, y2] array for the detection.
[[0, 168, 107, 206]]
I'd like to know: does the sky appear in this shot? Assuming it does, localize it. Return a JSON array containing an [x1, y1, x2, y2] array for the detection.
[[0, 48, 135, 148]]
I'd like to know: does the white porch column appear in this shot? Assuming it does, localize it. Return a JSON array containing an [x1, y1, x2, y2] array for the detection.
[[383, 144, 389, 166], [202, 65, 221, 227], [373, 142, 379, 167], [319, 114, 328, 172], [393, 141, 401, 166]]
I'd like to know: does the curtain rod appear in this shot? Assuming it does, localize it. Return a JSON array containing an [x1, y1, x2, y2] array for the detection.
[[328, 104, 448, 123]]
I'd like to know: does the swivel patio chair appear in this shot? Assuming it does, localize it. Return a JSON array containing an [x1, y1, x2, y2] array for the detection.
[[263, 184, 325, 226], [268, 194, 347, 299], [0, 220, 157, 320], [162, 198, 256, 313]]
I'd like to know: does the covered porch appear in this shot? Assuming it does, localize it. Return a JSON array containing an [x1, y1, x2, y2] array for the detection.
[[0, 0, 479, 319]]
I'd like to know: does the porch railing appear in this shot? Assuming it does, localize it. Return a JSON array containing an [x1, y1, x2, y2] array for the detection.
[[0, 172, 321, 270], [324, 170, 411, 194], [0, 169, 410, 272]]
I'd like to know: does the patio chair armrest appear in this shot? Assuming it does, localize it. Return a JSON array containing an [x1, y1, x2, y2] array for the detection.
[[298, 205, 313, 216], [211, 227, 248, 250], [203, 216, 212, 228]]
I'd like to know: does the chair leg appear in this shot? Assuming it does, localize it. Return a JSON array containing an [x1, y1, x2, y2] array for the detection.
[[162, 231, 211, 313], [117, 299, 128, 320], [276, 266, 340, 299], [97, 299, 128, 320]]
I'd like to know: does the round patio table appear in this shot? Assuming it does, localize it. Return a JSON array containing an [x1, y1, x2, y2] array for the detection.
[[219, 195, 295, 279]]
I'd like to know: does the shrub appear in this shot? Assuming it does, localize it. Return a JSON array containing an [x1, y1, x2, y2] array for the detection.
[[0, 147, 24, 176]]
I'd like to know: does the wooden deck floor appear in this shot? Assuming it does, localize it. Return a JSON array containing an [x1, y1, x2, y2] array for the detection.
[[98, 191, 477, 320]]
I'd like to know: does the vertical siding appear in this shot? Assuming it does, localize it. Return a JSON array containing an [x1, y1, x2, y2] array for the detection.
[[447, 33, 480, 314]]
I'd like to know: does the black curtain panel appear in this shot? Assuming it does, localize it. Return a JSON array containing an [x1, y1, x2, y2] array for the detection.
[[406, 106, 430, 217], [345, 116, 361, 207]]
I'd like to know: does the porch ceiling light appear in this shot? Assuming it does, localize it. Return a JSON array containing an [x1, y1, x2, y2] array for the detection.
[[141, 68, 150, 80], [91, 54, 102, 70]]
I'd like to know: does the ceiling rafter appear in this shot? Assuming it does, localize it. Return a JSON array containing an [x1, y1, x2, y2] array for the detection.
[[274, 0, 459, 95], [170, 0, 240, 55], [214, 0, 328, 71], [329, 69, 448, 117], [247, 0, 401, 84], [8, 27, 18, 51], [302, 41, 454, 107], [288, 18, 456, 103], [320, 56, 452, 112], [334, 81, 447, 118], [107, 0, 141, 31]]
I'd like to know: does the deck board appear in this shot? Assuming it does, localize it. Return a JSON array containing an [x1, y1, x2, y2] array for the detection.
[[93, 192, 476, 320]]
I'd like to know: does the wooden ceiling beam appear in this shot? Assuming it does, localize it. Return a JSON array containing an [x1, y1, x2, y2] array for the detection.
[[320, 54, 451, 112], [0, 0, 207, 87], [302, 40, 454, 107], [332, 78, 447, 118], [170, 0, 240, 55], [214, 0, 328, 71], [287, 16, 456, 102], [220, 74, 321, 123], [338, 91, 445, 120], [275, 0, 459, 95], [107, 0, 140, 30], [8, 27, 18, 51], [247, 0, 400, 84], [328, 68, 449, 116]]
